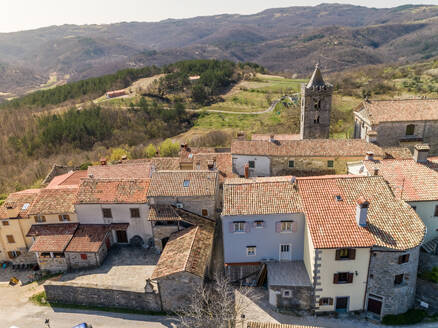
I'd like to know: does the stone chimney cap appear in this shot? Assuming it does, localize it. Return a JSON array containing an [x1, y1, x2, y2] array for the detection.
[[415, 144, 430, 151], [356, 197, 370, 206]]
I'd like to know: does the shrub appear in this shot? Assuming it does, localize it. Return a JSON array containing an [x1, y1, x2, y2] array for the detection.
[[419, 267, 438, 283], [145, 144, 157, 158], [159, 139, 180, 157], [382, 309, 426, 325]]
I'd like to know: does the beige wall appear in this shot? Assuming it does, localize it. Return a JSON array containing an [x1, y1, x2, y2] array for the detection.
[[315, 247, 371, 312], [0, 219, 28, 254]]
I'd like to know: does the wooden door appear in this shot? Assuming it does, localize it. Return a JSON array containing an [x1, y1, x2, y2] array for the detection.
[[116, 230, 128, 243], [368, 298, 382, 315]]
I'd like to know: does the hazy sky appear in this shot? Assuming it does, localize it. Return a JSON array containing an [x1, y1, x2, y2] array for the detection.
[[2, 0, 438, 33]]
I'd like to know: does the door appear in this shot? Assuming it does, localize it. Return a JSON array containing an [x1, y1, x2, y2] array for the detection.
[[336, 297, 349, 313], [279, 244, 291, 261], [116, 230, 128, 243], [368, 298, 382, 316]]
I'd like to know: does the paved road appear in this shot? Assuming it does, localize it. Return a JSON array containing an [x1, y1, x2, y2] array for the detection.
[[0, 284, 176, 328]]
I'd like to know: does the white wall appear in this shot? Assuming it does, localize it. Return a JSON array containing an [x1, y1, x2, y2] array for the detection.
[[75, 203, 152, 243], [409, 200, 438, 243], [232, 155, 271, 177], [303, 220, 315, 284]]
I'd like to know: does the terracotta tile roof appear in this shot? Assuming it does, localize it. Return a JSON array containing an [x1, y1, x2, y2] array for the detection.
[[151, 220, 215, 279], [126, 158, 181, 170], [88, 163, 151, 179], [27, 187, 78, 215], [148, 205, 181, 221], [298, 176, 425, 250], [0, 189, 40, 219], [192, 153, 236, 182], [222, 176, 303, 216], [426, 156, 438, 171], [251, 134, 301, 141], [382, 147, 413, 160], [65, 225, 110, 253], [357, 99, 438, 124], [148, 171, 218, 197], [231, 139, 385, 157], [28, 223, 79, 253], [173, 207, 216, 227], [76, 178, 149, 204], [363, 159, 438, 201], [46, 170, 87, 188]]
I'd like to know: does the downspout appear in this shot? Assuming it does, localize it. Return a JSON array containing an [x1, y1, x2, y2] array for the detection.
[[362, 248, 373, 313]]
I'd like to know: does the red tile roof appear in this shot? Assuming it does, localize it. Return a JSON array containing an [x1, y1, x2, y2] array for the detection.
[[28, 223, 79, 253], [65, 225, 110, 253], [231, 139, 385, 157], [46, 171, 87, 188], [148, 205, 181, 221], [0, 189, 40, 219], [88, 163, 151, 179], [251, 134, 301, 141], [356, 99, 438, 124], [76, 178, 150, 204], [126, 158, 181, 170], [27, 187, 78, 215], [192, 153, 236, 182], [363, 159, 438, 202]]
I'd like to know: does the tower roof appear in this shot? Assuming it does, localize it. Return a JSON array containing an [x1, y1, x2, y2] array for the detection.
[[306, 64, 327, 88]]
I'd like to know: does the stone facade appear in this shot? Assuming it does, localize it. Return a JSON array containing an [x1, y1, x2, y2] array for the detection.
[[37, 254, 68, 272], [44, 282, 161, 312], [366, 247, 420, 319], [416, 279, 438, 314], [150, 196, 218, 220], [156, 272, 202, 312], [152, 224, 181, 252], [268, 285, 313, 310], [225, 263, 263, 284]]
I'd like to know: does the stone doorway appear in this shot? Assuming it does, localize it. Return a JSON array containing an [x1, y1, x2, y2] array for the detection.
[[367, 297, 382, 316]]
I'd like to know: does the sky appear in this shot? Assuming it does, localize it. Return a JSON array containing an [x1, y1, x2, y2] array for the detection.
[[2, 0, 438, 33]]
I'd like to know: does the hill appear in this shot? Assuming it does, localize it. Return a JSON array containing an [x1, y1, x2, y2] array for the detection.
[[2, 4, 438, 99]]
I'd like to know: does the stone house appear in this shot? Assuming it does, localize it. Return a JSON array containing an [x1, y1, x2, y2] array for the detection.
[[147, 170, 219, 251], [353, 99, 438, 154], [75, 178, 152, 245], [221, 175, 425, 318], [231, 138, 385, 178], [151, 210, 215, 312]]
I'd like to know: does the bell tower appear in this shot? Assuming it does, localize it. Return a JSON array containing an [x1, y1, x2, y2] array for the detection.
[[300, 64, 332, 139]]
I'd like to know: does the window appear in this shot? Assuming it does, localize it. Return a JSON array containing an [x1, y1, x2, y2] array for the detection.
[[41, 252, 51, 258], [327, 160, 334, 168], [280, 221, 293, 233], [254, 220, 264, 228], [313, 99, 321, 110], [183, 180, 190, 188], [80, 254, 88, 260], [319, 298, 333, 306], [398, 254, 410, 264], [405, 124, 415, 136], [130, 208, 140, 218], [34, 215, 46, 223], [247, 246, 256, 256], [434, 205, 438, 217], [102, 208, 112, 218], [333, 272, 353, 284], [53, 252, 65, 258], [282, 290, 292, 298], [58, 214, 70, 222], [314, 116, 320, 124], [248, 161, 255, 169], [288, 160, 295, 168], [335, 248, 356, 260], [233, 222, 245, 233], [202, 209, 208, 217], [2, 221, 9, 226], [394, 274, 404, 285], [6, 235, 15, 244], [7, 251, 21, 259]]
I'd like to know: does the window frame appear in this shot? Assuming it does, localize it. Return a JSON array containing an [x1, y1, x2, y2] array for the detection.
[[327, 160, 334, 168], [398, 254, 410, 264], [405, 124, 415, 136], [201, 209, 208, 217], [248, 161, 255, 169], [282, 289, 292, 298], [394, 273, 404, 286], [335, 248, 356, 261], [246, 246, 256, 256], [319, 297, 333, 306], [233, 222, 245, 233], [102, 208, 112, 219], [254, 220, 264, 228], [130, 208, 141, 218], [34, 215, 46, 223], [2, 220, 9, 226], [6, 234, 15, 244], [59, 214, 70, 222], [280, 221, 293, 233], [288, 160, 295, 168]]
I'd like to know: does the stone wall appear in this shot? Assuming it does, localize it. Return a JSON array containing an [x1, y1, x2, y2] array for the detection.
[[44, 282, 162, 312], [152, 224, 180, 252], [38, 255, 68, 272], [269, 285, 312, 310], [225, 263, 263, 284], [366, 247, 419, 318], [157, 272, 202, 312], [416, 279, 438, 314], [151, 196, 218, 220], [419, 252, 438, 273], [66, 252, 99, 270]]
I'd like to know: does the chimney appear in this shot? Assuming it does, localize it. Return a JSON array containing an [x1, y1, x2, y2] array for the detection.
[[207, 160, 215, 170], [270, 134, 275, 143], [413, 144, 430, 163], [356, 197, 370, 227], [366, 130, 378, 144], [88, 173, 94, 179], [365, 151, 374, 161], [100, 158, 107, 166], [244, 164, 249, 179], [372, 167, 379, 176], [121, 155, 127, 162], [237, 132, 245, 140]]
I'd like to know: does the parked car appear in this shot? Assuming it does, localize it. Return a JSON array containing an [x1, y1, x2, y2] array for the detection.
[[72, 324, 92, 328]]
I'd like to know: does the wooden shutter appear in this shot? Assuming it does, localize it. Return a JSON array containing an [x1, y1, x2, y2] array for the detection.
[[349, 249, 356, 260], [275, 222, 281, 233], [292, 221, 297, 232], [405, 254, 410, 263], [7, 251, 14, 259], [58, 215, 63, 222], [333, 273, 339, 284], [347, 273, 354, 283], [335, 250, 341, 260], [319, 298, 324, 306], [398, 255, 403, 264], [42, 216, 46, 222], [329, 298, 333, 305], [16, 251, 21, 257], [253, 221, 258, 228]]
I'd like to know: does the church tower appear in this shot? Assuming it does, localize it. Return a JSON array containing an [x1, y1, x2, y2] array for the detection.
[[300, 64, 332, 139]]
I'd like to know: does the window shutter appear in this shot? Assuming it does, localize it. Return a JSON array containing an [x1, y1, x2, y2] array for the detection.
[[276, 222, 281, 233], [253, 221, 258, 228], [7, 252, 14, 259], [333, 273, 339, 284], [349, 249, 356, 260], [245, 222, 250, 233], [347, 273, 354, 283], [292, 222, 297, 232], [335, 250, 341, 260], [398, 255, 402, 264], [42, 216, 46, 222], [16, 251, 21, 256], [58, 215, 63, 222], [319, 298, 323, 306], [329, 298, 333, 305], [405, 254, 410, 263], [229, 222, 234, 233]]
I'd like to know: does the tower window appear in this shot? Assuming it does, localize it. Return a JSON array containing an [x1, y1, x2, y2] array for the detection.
[[314, 116, 320, 124], [406, 124, 415, 136], [314, 99, 321, 110]]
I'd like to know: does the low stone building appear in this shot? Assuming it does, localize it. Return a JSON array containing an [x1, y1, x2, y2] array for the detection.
[[354, 99, 438, 154]]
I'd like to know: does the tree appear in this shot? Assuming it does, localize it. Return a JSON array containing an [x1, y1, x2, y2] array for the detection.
[[109, 147, 130, 162], [159, 139, 180, 157], [144, 144, 157, 158], [177, 274, 257, 328]]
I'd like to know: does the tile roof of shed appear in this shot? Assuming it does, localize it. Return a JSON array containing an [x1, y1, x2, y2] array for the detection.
[[46, 170, 87, 188], [363, 159, 438, 202], [298, 175, 425, 250], [356, 99, 438, 124], [88, 163, 151, 179], [231, 139, 384, 157], [222, 176, 303, 216], [148, 171, 218, 197], [65, 225, 110, 253], [148, 205, 181, 221], [28, 223, 79, 253], [0, 189, 40, 219], [27, 187, 78, 215], [77, 178, 149, 204], [192, 153, 236, 182]]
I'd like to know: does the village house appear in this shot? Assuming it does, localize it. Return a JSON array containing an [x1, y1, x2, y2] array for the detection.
[[231, 138, 385, 178], [221, 175, 425, 319], [75, 178, 152, 245], [348, 144, 438, 253], [147, 170, 219, 251], [353, 98, 438, 154]]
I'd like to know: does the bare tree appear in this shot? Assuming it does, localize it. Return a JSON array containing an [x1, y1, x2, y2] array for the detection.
[[177, 274, 257, 328]]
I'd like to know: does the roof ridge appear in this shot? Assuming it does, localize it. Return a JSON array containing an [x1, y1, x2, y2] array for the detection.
[[183, 226, 200, 273]]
